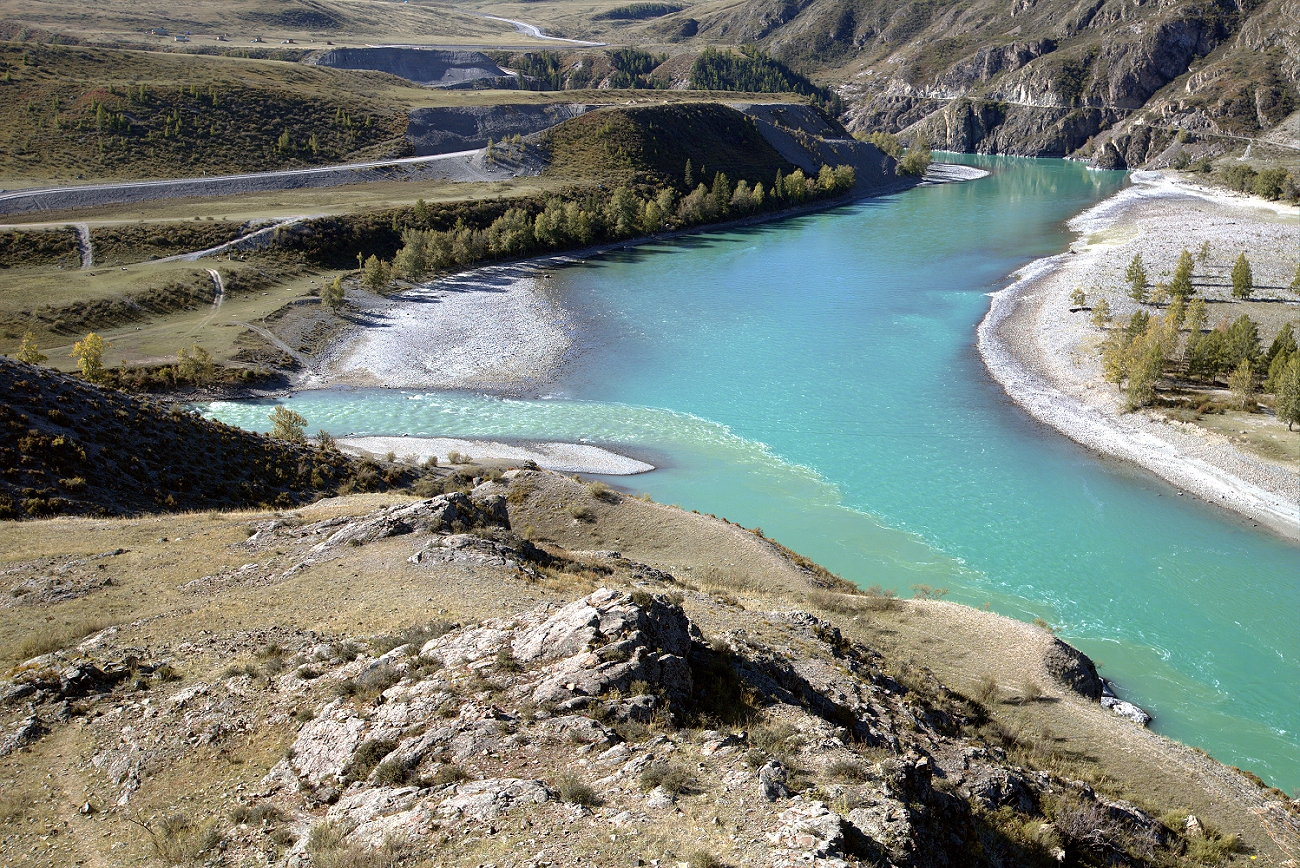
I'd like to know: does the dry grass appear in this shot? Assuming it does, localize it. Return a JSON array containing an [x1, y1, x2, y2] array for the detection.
[[9, 615, 117, 663]]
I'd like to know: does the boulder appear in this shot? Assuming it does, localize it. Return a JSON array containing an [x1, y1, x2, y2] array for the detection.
[[1101, 696, 1152, 727]]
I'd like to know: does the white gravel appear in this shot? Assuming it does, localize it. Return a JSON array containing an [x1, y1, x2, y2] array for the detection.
[[978, 171, 1300, 540], [320, 261, 574, 394], [339, 436, 653, 475]]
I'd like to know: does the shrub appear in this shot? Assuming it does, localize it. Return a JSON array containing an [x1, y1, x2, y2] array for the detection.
[[973, 673, 999, 704], [686, 851, 723, 868], [344, 739, 397, 782], [568, 503, 595, 522], [826, 759, 869, 781], [638, 761, 693, 794], [556, 774, 601, 806], [429, 764, 471, 786], [230, 803, 284, 824]]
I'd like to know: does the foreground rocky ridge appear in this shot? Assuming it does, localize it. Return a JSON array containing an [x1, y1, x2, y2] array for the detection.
[[3, 474, 1294, 867]]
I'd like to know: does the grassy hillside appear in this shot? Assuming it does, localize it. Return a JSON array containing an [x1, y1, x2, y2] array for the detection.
[[0, 0, 523, 47], [0, 357, 418, 518], [543, 102, 796, 186], [0, 43, 411, 181]]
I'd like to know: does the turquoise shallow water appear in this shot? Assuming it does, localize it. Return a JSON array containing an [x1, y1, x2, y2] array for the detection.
[[204, 155, 1300, 789]]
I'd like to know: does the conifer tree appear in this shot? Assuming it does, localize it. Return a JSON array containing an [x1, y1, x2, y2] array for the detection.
[[1125, 253, 1147, 302], [1231, 252, 1253, 299], [1170, 249, 1195, 298]]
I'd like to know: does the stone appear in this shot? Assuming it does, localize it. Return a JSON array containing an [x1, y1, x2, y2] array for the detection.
[[288, 699, 367, 785], [759, 759, 790, 801], [1100, 696, 1152, 727], [437, 778, 555, 821], [772, 801, 846, 857], [0, 716, 48, 757]]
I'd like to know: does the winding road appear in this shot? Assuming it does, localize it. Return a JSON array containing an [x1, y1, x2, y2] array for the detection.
[[0, 149, 482, 216]]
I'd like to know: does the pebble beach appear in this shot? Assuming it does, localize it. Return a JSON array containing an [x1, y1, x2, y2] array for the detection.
[[978, 171, 1300, 539]]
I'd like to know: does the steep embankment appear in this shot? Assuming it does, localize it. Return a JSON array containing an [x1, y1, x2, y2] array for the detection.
[[0, 358, 411, 518], [407, 103, 592, 156], [699, 0, 1296, 165], [308, 47, 513, 88]]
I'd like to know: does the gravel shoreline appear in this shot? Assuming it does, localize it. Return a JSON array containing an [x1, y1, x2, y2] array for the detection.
[[338, 435, 654, 475], [978, 171, 1300, 540]]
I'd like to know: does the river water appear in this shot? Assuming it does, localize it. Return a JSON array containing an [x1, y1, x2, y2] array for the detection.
[[203, 155, 1300, 789]]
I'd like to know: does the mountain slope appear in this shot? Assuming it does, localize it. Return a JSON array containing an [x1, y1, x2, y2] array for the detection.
[[694, 0, 1297, 163], [0, 358, 404, 518]]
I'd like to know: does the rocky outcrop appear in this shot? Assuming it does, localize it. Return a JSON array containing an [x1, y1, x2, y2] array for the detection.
[[406, 104, 592, 156]]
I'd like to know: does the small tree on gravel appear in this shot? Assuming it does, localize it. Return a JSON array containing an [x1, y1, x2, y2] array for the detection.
[[1231, 253, 1253, 299], [361, 255, 391, 292], [1198, 240, 1211, 263], [1125, 253, 1147, 302], [1290, 263, 1300, 293], [16, 331, 46, 365], [70, 332, 109, 383], [1170, 249, 1195, 299], [321, 276, 345, 312], [1090, 297, 1111, 327], [269, 406, 307, 443], [1069, 287, 1086, 308]]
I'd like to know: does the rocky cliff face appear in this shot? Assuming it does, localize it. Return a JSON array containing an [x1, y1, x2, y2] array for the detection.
[[697, 0, 1298, 164]]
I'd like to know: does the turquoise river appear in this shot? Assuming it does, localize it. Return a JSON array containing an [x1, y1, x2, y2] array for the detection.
[[203, 155, 1300, 790]]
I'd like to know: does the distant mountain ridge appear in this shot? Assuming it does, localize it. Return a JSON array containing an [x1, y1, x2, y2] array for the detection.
[[693, 0, 1298, 165]]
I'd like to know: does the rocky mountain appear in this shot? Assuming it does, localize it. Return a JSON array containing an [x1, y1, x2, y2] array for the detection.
[[689, 0, 1297, 165]]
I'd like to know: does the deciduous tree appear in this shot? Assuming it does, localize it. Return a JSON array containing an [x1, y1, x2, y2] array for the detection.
[[16, 332, 46, 365], [1170, 249, 1195, 299], [70, 332, 109, 383], [1276, 356, 1300, 430]]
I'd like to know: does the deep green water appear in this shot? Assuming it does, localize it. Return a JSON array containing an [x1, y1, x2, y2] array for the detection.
[[204, 155, 1300, 789]]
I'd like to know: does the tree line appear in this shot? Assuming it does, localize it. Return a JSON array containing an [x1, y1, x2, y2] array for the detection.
[[358, 163, 856, 289]]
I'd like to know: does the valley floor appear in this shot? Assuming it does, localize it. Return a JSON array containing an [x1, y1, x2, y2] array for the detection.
[[979, 171, 1300, 540]]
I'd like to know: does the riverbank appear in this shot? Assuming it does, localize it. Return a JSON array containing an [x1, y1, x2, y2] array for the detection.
[[317, 162, 986, 396], [978, 170, 1300, 539]]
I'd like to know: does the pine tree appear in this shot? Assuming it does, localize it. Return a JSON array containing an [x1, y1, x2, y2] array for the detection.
[[684, 158, 693, 188], [1169, 249, 1195, 298], [1231, 252, 1253, 299], [1125, 253, 1147, 302]]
